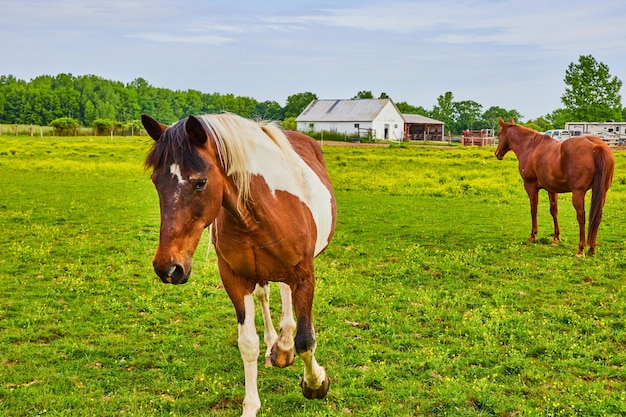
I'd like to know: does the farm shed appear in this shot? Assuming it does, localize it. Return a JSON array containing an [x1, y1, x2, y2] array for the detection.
[[403, 114, 445, 141], [296, 98, 405, 141]]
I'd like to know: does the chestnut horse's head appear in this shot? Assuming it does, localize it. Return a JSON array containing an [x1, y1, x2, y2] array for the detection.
[[495, 117, 515, 160], [142, 114, 224, 284]]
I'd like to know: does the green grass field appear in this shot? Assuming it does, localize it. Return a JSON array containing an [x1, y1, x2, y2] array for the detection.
[[1, 136, 625, 416]]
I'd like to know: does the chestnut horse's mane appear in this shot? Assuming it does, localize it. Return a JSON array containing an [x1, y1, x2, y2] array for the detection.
[[146, 113, 297, 204], [501, 122, 547, 145]]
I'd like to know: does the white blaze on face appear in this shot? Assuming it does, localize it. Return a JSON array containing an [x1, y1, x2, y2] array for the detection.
[[169, 163, 186, 203], [248, 140, 333, 256], [170, 163, 186, 185]]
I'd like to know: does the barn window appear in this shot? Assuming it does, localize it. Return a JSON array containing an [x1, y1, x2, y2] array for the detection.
[[354, 123, 360, 129]]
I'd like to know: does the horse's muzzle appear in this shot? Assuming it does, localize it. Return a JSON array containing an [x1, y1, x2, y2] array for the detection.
[[153, 261, 190, 284]]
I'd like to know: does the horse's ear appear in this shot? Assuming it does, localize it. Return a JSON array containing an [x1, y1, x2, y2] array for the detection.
[[509, 117, 515, 124], [499, 117, 505, 126], [185, 115, 208, 146], [141, 114, 167, 141]]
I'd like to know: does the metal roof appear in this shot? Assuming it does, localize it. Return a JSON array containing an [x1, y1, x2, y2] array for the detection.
[[402, 114, 444, 125], [296, 99, 396, 122]]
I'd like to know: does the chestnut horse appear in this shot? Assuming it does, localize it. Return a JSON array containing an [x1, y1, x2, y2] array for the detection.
[[495, 117, 614, 256], [142, 113, 336, 416]]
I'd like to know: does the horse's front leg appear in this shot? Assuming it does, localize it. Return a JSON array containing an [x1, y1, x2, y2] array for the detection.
[[269, 282, 296, 368], [548, 191, 561, 244], [524, 183, 539, 243], [253, 284, 278, 367], [220, 261, 261, 416], [292, 278, 329, 400], [238, 293, 261, 417], [572, 190, 587, 257]]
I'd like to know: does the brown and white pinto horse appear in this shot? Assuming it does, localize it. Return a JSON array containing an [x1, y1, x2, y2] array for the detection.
[[142, 113, 336, 416], [495, 117, 614, 256]]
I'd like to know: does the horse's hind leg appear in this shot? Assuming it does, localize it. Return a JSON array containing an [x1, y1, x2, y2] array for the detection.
[[572, 190, 587, 257], [292, 279, 329, 400], [269, 282, 296, 368], [548, 192, 561, 244], [586, 191, 608, 256], [253, 284, 278, 367]]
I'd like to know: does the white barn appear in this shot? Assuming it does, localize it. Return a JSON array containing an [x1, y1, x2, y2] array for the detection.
[[296, 99, 405, 141]]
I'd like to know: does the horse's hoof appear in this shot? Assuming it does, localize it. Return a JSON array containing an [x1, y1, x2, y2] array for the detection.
[[301, 375, 330, 400], [270, 343, 294, 368], [575, 252, 585, 258], [528, 236, 536, 243]]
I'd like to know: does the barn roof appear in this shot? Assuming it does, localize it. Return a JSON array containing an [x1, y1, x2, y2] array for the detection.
[[296, 99, 398, 122], [403, 114, 444, 125]]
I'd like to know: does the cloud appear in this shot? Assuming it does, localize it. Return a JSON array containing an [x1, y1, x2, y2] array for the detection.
[[128, 32, 234, 45], [261, 0, 626, 52]]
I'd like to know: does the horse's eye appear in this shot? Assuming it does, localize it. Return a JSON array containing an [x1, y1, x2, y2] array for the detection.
[[193, 179, 207, 191]]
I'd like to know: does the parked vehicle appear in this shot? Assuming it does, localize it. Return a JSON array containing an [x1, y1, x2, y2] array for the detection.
[[543, 129, 571, 141]]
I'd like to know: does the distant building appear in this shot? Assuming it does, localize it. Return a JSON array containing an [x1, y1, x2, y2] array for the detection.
[[296, 99, 405, 140], [403, 114, 445, 141]]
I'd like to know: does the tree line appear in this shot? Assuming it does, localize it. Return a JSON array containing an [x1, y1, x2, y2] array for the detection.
[[0, 55, 622, 136]]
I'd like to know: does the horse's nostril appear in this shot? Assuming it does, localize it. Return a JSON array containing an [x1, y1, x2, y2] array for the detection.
[[169, 264, 185, 283], [154, 262, 187, 284], [167, 265, 177, 277]]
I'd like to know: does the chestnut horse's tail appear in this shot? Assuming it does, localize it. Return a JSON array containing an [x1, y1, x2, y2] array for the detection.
[[588, 144, 615, 246]]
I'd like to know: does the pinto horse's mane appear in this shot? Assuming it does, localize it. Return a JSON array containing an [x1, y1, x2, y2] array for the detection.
[[145, 113, 297, 203], [145, 117, 208, 173]]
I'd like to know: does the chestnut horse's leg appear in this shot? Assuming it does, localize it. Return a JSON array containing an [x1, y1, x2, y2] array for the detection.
[[292, 278, 330, 400], [253, 284, 279, 367], [269, 282, 296, 368], [219, 260, 261, 417], [524, 183, 539, 243], [548, 191, 561, 244], [571, 190, 587, 257]]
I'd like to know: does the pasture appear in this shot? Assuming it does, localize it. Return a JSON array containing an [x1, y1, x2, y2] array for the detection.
[[1, 135, 626, 416]]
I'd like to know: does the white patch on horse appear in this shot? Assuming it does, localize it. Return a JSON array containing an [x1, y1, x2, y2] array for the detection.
[[247, 139, 333, 256], [239, 293, 261, 415], [169, 163, 186, 185]]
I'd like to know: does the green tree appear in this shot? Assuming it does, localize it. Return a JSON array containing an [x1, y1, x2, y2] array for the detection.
[[481, 106, 523, 132], [83, 100, 97, 126], [527, 116, 552, 132], [545, 108, 574, 129], [396, 101, 428, 116], [281, 117, 296, 130], [49, 117, 79, 135], [254, 100, 284, 120], [353, 90, 374, 99], [180, 89, 204, 116], [431, 92, 455, 130], [454, 100, 483, 131], [561, 54, 623, 121], [284, 92, 317, 118]]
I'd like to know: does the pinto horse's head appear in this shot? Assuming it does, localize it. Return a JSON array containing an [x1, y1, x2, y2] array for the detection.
[[142, 114, 223, 284], [495, 117, 515, 160]]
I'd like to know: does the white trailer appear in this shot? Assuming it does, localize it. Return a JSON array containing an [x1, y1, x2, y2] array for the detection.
[[564, 121, 626, 146]]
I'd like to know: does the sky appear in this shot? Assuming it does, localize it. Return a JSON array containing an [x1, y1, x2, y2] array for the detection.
[[2, 0, 625, 120]]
